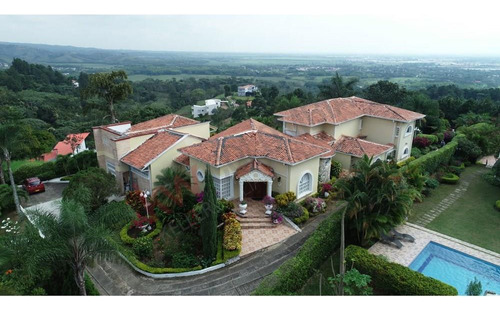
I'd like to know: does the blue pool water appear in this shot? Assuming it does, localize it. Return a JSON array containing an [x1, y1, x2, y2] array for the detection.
[[409, 242, 500, 295]]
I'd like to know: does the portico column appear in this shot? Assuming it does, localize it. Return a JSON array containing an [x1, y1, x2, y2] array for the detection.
[[267, 180, 273, 197], [239, 180, 244, 202]]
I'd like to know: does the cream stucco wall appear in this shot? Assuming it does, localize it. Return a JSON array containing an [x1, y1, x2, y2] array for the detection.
[[332, 119, 360, 139], [288, 157, 320, 199], [283, 122, 312, 136], [360, 117, 395, 145], [332, 153, 352, 171], [149, 135, 204, 184], [174, 122, 210, 139], [395, 121, 416, 162]]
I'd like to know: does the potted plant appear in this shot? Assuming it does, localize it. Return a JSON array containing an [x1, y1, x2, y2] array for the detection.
[[271, 211, 283, 224], [262, 195, 276, 215], [239, 200, 248, 215]]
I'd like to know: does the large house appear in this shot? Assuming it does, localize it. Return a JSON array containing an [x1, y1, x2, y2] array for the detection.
[[274, 96, 425, 169], [237, 84, 258, 97], [178, 119, 333, 201], [192, 99, 225, 118], [93, 114, 210, 193], [40, 132, 90, 162]]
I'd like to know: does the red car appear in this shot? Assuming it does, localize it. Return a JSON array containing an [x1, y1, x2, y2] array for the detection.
[[23, 177, 45, 195]]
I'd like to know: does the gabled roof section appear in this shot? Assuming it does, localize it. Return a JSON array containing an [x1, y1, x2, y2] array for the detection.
[[121, 130, 185, 170], [333, 135, 393, 158], [52, 133, 90, 155], [128, 114, 199, 134], [274, 96, 426, 126], [179, 120, 330, 167], [235, 159, 275, 179], [295, 132, 335, 158], [174, 154, 190, 167]]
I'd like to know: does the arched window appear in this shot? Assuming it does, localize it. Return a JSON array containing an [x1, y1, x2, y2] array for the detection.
[[404, 125, 413, 137], [402, 147, 410, 158], [298, 172, 312, 197]]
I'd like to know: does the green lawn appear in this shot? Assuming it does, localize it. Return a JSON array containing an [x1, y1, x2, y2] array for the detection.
[[2, 159, 44, 173], [408, 165, 500, 253]]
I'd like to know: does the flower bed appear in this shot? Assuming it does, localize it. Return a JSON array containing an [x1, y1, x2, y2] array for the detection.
[[119, 217, 162, 245]]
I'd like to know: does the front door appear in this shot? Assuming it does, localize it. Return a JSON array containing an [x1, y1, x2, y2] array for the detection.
[[244, 182, 266, 200]]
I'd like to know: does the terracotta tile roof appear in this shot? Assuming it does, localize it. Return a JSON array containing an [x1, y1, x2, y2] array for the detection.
[[52, 133, 90, 156], [121, 131, 184, 170], [235, 159, 275, 179], [333, 135, 393, 158], [180, 120, 331, 166], [174, 154, 190, 167], [295, 133, 335, 158], [274, 96, 426, 126], [128, 114, 199, 134]]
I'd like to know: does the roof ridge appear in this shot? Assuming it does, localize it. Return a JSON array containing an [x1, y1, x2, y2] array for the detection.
[[284, 137, 294, 163], [382, 104, 406, 120], [215, 137, 223, 166]]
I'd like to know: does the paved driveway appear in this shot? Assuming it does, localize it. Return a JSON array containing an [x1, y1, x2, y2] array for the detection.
[[21, 182, 67, 208]]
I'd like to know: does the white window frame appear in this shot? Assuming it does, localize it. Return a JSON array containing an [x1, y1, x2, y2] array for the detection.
[[196, 169, 205, 182], [131, 166, 150, 180], [395, 126, 400, 138], [297, 171, 313, 198], [213, 175, 233, 199], [106, 161, 116, 177], [402, 147, 410, 158], [404, 125, 413, 137], [359, 118, 363, 130]]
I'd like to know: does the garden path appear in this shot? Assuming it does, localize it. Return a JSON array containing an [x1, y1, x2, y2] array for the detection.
[[87, 203, 344, 296], [412, 169, 483, 227]]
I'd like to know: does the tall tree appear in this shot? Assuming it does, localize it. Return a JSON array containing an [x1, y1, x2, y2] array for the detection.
[[364, 80, 408, 105], [83, 70, 132, 123], [200, 166, 218, 262], [318, 72, 359, 100]]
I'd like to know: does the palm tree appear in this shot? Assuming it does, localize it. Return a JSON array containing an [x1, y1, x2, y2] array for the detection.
[[318, 72, 359, 100], [153, 166, 193, 216], [336, 155, 415, 246], [7, 200, 135, 295]]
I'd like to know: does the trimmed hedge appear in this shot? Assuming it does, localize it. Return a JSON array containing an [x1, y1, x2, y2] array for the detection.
[[406, 134, 463, 173], [345, 245, 458, 295], [417, 134, 439, 145], [223, 218, 242, 251], [495, 200, 500, 212], [120, 218, 162, 245], [441, 173, 460, 184], [253, 208, 343, 295]]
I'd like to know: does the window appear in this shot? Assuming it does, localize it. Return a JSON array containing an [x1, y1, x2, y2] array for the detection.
[[213, 175, 232, 199], [359, 118, 363, 130], [131, 166, 150, 180], [402, 147, 410, 158], [298, 172, 312, 197], [395, 126, 400, 137], [196, 170, 205, 182], [106, 161, 116, 177], [404, 125, 413, 137]]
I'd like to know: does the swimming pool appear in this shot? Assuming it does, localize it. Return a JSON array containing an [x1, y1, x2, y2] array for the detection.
[[409, 242, 500, 295]]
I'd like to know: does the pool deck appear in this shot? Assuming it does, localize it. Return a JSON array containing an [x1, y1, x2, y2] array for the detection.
[[368, 223, 500, 267]]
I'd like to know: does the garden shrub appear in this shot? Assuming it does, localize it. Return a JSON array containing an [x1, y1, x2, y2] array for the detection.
[[436, 132, 444, 142], [406, 134, 462, 173], [495, 200, 500, 212], [303, 197, 326, 214], [417, 134, 439, 145], [330, 160, 342, 178], [413, 136, 431, 148], [218, 199, 235, 213], [411, 147, 422, 158], [344, 245, 458, 295], [132, 236, 154, 259], [293, 207, 309, 224], [84, 274, 100, 296], [424, 177, 440, 189], [277, 201, 304, 219], [125, 190, 144, 214], [397, 156, 415, 167], [253, 208, 343, 295], [223, 218, 242, 251], [120, 217, 162, 245], [171, 252, 200, 268], [455, 137, 482, 163], [275, 191, 296, 208], [441, 173, 459, 184], [448, 164, 465, 176]]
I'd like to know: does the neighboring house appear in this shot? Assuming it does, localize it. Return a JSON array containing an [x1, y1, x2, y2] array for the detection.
[[237, 84, 258, 97], [93, 114, 210, 193], [178, 119, 333, 201], [192, 99, 225, 118], [40, 133, 90, 162], [274, 96, 425, 168]]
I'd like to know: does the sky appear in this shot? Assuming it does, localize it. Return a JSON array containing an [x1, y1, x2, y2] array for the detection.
[[2, 0, 500, 56]]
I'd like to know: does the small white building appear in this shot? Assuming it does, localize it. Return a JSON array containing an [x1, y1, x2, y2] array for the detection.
[[237, 84, 258, 97], [192, 99, 222, 118]]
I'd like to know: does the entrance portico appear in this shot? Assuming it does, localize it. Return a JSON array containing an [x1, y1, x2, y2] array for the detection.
[[235, 159, 274, 201]]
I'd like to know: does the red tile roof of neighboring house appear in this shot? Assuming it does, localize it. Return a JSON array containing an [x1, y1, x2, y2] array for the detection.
[[235, 159, 275, 179], [128, 114, 199, 134], [52, 133, 90, 156], [333, 135, 393, 158], [180, 119, 330, 166], [121, 131, 185, 170], [174, 154, 190, 167], [274, 96, 425, 126]]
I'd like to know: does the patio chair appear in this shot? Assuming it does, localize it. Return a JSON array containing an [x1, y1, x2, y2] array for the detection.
[[390, 229, 415, 243], [380, 232, 403, 249]]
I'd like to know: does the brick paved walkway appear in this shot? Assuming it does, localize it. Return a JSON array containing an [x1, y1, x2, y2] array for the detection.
[[87, 202, 344, 296]]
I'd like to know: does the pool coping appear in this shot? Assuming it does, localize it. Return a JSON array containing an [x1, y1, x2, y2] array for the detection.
[[368, 222, 500, 267]]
